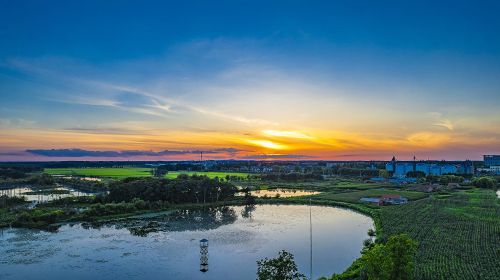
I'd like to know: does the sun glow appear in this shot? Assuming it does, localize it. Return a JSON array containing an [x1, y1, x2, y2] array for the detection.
[[246, 139, 287, 150], [262, 130, 313, 139]]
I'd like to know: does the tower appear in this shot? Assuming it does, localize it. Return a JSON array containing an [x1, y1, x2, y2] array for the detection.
[[200, 239, 209, 272], [413, 155, 416, 172], [391, 156, 396, 174]]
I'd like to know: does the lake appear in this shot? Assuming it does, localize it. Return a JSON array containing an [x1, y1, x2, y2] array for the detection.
[[0, 186, 93, 203], [0, 205, 373, 280], [236, 188, 321, 198]]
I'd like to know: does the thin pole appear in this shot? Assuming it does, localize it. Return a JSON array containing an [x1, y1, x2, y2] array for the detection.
[[309, 198, 313, 280]]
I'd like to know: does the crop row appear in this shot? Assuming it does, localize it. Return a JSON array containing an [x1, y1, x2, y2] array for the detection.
[[379, 189, 500, 280]]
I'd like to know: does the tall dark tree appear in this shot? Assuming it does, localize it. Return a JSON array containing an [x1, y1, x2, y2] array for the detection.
[[257, 250, 306, 280]]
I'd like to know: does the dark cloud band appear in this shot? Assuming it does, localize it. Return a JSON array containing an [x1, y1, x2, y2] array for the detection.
[[26, 148, 243, 157]]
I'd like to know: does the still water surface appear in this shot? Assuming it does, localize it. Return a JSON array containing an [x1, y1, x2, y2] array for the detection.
[[0, 186, 93, 203], [0, 205, 373, 280], [236, 188, 321, 198]]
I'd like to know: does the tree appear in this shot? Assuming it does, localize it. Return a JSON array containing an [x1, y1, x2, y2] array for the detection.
[[326, 234, 417, 280], [405, 171, 426, 178], [152, 166, 168, 177], [363, 244, 391, 280], [472, 177, 497, 189], [379, 170, 390, 179], [438, 175, 464, 185], [244, 190, 256, 205], [257, 250, 306, 280], [385, 234, 418, 280], [425, 175, 439, 184]]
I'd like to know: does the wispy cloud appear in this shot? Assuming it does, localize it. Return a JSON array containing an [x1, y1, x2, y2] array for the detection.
[[0, 118, 36, 128], [4, 56, 280, 127], [241, 154, 313, 160], [428, 112, 454, 130], [262, 130, 313, 139], [433, 119, 454, 130]]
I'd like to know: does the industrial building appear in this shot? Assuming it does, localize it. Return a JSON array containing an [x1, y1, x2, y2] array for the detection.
[[484, 155, 500, 167], [483, 155, 500, 174], [386, 157, 474, 177]]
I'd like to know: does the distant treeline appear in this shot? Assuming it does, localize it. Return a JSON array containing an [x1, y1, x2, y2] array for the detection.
[[260, 172, 324, 181], [334, 168, 379, 177], [0, 166, 43, 179], [155, 163, 204, 171], [107, 175, 237, 204]]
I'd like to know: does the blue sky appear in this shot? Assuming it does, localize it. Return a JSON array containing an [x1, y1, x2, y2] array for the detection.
[[1, 0, 499, 160]]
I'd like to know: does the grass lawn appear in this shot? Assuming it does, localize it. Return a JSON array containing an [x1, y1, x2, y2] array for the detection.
[[45, 168, 249, 179]]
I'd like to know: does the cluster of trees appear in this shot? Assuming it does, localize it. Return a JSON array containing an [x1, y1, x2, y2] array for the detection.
[[405, 171, 426, 178], [151, 166, 168, 177], [437, 175, 464, 185], [0, 195, 27, 208], [260, 172, 323, 181], [472, 176, 498, 189], [27, 174, 56, 186], [0, 166, 42, 180], [257, 234, 417, 280], [13, 208, 70, 229], [322, 234, 418, 280], [107, 175, 237, 204], [84, 198, 149, 218], [153, 163, 204, 172], [336, 168, 379, 177], [257, 250, 306, 280]]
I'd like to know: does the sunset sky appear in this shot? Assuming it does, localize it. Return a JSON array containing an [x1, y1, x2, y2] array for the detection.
[[1, 1, 499, 161]]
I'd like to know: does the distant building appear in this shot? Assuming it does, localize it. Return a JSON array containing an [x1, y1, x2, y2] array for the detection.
[[360, 194, 408, 205], [489, 166, 500, 174], [484, 155, 500, 167], [360, 197, 381, 204], [480, 165, 500, 175], [380, 194, 408, 205], [440, 164, 458, 175], [386, 157, 473, 177]]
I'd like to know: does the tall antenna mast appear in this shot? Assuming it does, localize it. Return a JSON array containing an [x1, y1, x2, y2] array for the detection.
[[309, 198, 313, 280]]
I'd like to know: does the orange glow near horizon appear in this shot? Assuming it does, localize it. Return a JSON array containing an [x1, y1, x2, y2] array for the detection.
[[246, 139, 288, 150], [1, 123, 498, 161]]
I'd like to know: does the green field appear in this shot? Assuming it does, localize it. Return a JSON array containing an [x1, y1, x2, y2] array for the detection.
[[45, 168, 152, 177], [164, 171, 249, 179], [239, 179, 389, 192], [285, 181, 500, 279], [334, 181, 391, 190], [312, 188, 428, 204], [380, 189, 500, 279], [45, 168, 249, 179]]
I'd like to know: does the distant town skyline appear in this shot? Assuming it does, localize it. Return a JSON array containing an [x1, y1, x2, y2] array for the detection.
[[1, 1, 500, 161]]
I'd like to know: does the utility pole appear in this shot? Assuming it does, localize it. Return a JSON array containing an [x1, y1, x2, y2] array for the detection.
[[309, 198, 313, 280]]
